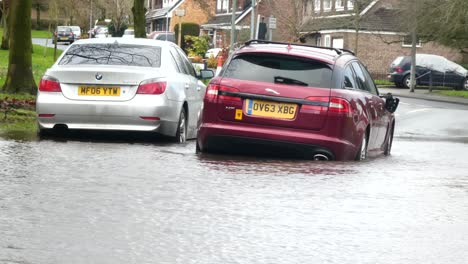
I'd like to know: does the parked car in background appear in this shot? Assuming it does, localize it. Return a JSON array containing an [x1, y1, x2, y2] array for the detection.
[[388, 54, 468, 90], [70, 26, 81, 40], [36, 38, 214, 142], [95, 27, 109, 38], [205, 48, 222, 59], [53, 26, 75, 44], [147, 31, 175, 43], [122, 29, 135, 38], [197, 40, 399, 161]]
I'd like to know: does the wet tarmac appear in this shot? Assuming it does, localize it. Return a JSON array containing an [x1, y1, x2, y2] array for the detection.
[[1, 98, 467, 264]]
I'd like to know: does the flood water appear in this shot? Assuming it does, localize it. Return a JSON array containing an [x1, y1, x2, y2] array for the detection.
[[1, 136, 467, 264]]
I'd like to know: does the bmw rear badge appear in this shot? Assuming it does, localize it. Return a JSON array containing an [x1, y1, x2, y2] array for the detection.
[[95, 73, 103, 80]]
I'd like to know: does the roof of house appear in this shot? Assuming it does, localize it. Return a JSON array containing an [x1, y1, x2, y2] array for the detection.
[[145, 0, 184, 20], [301, 7, 401, 33], [201, 2, 253, 29]]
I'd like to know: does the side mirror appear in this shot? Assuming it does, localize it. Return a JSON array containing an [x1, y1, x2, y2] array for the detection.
[[198, 69, 214, 80], [380, 93, 399, 113]]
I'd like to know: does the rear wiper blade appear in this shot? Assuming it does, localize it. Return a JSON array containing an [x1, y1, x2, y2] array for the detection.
[[274, 76, 308, 86]]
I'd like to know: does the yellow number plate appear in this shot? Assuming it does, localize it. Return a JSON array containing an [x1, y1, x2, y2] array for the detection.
[[78, 86, 121, 96], [60, 37, 68, 40], [244, 99, 297, 119]]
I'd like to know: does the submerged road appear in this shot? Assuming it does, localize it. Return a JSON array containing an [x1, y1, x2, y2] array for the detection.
[[1, 97, 467, 264]]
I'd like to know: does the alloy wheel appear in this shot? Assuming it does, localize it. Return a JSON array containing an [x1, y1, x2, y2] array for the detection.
[[357, 133, 368, 161], [178, 110, 186, 143]]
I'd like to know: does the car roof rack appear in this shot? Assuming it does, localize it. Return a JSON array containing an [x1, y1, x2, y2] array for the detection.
[[244, 39, 355, 56]]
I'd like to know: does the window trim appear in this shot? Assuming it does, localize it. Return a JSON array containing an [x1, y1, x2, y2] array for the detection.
[[402, 35, 422, 47], [335, 0, 345, 11]]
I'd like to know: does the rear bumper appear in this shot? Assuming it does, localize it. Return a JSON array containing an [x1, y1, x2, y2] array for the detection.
[[198, 122, 358, 161], [36, 92, 181, 136], [388, 73, 405, 83], [56, 37, 74, 42]]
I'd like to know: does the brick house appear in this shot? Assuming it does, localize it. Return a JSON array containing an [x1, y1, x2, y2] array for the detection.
[[300, 0, 465, 78], [200, 0, 298, 48], [145, 0, 216, 34]]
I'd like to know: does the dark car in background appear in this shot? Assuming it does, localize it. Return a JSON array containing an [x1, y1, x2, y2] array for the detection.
[[53, 26, 75, 44], [197, 40, 399, 161], [388, 54, 468, 90]]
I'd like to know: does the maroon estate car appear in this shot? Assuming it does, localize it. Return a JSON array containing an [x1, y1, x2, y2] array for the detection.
[[196, 40, 399, 161]]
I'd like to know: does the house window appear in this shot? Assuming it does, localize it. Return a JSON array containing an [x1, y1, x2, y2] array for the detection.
[[347, 0, 354, 10], [323, 0, 332, 11], [332, 38, 344, 49], [217, 0, 229, 13], [336, 0, 344, 11], [314, 0, 320, 11], [324, 35, 331, 47], [402, 35, 422, 47], [304, 0, 314, 15]]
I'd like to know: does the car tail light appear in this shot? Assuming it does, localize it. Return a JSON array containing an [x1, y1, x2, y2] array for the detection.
[[302, 97, 329, 111], [395, 66, 403, 73], [39, 76, 62, 92], [137, 79, 166, 94], [329, 98, 351, 113], [205, 84, 240, 101]]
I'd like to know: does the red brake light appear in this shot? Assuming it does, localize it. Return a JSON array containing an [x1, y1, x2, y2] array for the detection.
[[329, 97, 351, 113], [205, 84, 240, 101], [205, 84, 219, 100], [302, 96, 329, 111], [395, 66, 403, 73], [39, 76, 62, 92], [137, 80, 166, 94]]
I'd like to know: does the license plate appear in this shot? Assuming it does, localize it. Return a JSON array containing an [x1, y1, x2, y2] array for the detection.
[[78, 86, 121, 96], [60, 37, 68, 40], [244, 99, 297, 119]]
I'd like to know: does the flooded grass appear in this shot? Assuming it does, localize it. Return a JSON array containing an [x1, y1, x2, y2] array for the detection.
[[0, 109, 38, 140]]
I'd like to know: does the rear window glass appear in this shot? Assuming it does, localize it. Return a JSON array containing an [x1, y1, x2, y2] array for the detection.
[[391, 56, 405, 66], [223, 53, 332, 88], [57, 27, 71, 32], [58, 44, 162, 67]]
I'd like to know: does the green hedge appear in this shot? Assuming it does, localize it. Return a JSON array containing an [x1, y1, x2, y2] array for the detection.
[[174, 23, 200, 51]]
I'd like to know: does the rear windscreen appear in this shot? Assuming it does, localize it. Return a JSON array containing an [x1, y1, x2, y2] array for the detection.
[[58, 44, 162, 67], [223, 53, 332, 88], [391, 56, 405, 66]]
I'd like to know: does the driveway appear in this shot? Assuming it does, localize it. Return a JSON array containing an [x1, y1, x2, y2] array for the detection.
[[32, 38, 68, 51]]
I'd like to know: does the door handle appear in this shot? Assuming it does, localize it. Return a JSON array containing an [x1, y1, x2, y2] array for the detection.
[[185, 83, 190, 89], [197, 86, 201, 91]]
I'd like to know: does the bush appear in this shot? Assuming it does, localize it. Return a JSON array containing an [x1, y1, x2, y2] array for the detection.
[[207, 56, 217, 69], [184, 35, 209, 57], [174, 23, 200, 51], [108, 21, 128, 37]]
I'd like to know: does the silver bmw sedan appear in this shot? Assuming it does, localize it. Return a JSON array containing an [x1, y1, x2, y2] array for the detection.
[[36, 38, 213, 142]]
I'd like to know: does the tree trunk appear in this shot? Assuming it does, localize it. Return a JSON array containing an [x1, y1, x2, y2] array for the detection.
[[2, 0, 36, 94], [1, 1, 9, 50], [132, 0, 146, 38]]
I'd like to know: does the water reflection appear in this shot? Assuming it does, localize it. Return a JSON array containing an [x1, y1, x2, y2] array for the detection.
[[1, 137, 468, 264]]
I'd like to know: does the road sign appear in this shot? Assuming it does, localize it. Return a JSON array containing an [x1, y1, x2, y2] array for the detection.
[[175, 9, 186, 17], [268, 17, 277, 29]]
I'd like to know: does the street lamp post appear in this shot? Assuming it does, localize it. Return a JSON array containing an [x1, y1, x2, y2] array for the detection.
[[230, 0, 237, 54]]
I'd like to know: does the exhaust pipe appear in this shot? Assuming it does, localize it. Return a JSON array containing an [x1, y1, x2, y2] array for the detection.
[[313, 153, 329, 161]]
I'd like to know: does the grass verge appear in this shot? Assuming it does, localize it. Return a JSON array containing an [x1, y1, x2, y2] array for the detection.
[[433, 90, 468, 98], [0, 28, 52, 39], [0, 44, 62, 88]]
